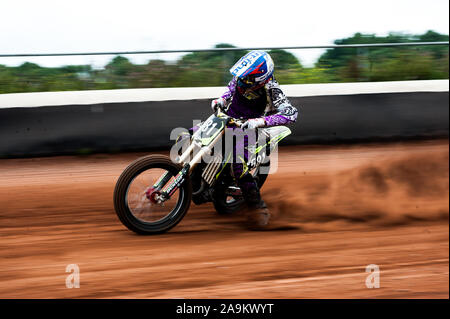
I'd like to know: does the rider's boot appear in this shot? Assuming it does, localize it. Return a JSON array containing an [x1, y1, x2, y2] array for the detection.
[[238, 175, 272, 230]]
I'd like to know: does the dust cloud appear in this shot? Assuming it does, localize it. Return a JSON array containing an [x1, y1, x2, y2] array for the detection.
[[265, 149, 449, 229]]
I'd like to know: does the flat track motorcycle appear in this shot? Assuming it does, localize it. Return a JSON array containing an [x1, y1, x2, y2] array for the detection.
[[113, 110, 291, 234]]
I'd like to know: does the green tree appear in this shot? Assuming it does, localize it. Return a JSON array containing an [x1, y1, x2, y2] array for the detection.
[[269, 49, 303, 70], [105, 56, 134, 76], [176, 43, 248, 86], [316, 31, 449, 82]]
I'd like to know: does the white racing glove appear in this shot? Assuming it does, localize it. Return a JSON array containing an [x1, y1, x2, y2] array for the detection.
[[241, 117, 266, 130], [211, 97, 226, 112]]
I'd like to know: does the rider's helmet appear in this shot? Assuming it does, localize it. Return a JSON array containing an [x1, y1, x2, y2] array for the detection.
[[229, 50, 274, 94]]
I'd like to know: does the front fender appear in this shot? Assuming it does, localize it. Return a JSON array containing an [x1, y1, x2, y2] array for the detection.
[[259, 126, 292, 152]]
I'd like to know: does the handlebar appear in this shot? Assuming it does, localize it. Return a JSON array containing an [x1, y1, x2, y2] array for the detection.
[[228, 118, 245, 128], [215, 109, 245, 128]]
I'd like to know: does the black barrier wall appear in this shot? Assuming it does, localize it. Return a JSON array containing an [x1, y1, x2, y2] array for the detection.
[[0, 92, 448, 157]]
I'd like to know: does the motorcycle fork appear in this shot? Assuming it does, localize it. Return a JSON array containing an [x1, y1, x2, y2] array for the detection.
[[158, 130, 225, 201], [160, 164, 190, 198], [152, 171, 173, 191]]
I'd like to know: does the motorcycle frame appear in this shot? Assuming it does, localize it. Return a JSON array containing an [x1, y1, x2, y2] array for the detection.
[[156, 111, 291, 202]]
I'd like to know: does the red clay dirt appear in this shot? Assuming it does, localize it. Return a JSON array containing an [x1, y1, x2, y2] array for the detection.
[[0, 140, 448, 298]]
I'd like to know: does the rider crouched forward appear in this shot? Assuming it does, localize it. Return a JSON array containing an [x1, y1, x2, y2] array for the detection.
[[214, 50, 298, 230], [181, 50, 299, 230]]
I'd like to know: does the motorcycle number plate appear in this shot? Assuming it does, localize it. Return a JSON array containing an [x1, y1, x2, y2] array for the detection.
[[195, 115, 226, 146]]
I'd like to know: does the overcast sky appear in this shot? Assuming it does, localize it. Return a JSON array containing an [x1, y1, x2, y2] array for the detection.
[[1, 0, 448, 68]]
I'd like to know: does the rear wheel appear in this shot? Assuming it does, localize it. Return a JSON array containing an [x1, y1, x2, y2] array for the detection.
[[113, 155, 192, 234], [212, 161, 270, 215]]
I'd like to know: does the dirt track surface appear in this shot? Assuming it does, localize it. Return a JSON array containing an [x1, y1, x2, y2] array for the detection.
[[0, 140, 448, 298]]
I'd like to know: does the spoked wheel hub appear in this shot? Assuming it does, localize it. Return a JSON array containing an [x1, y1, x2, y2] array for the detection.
[[145, 187, 162, 204]]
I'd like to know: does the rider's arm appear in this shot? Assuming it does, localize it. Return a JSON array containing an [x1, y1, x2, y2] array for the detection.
[[220, 77, 237, 102], [263, 78, 298, 127], [211, 77, 237, 112]]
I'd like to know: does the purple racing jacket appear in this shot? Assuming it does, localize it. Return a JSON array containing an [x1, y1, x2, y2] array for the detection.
[[219, 76, 299, 127]]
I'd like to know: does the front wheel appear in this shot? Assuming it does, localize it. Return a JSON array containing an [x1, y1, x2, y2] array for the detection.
[[113, 155, 192, 234]]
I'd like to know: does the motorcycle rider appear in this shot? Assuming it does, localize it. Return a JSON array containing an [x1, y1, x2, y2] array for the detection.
[[211, 50, 298, 230]]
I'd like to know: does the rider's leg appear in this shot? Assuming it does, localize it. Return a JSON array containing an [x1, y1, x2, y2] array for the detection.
[[232, 130, 271, 229], [232, 163, 271, 229]]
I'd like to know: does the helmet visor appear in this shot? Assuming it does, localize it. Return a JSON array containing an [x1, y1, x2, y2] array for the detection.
[[237, 75, 257, 90]]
